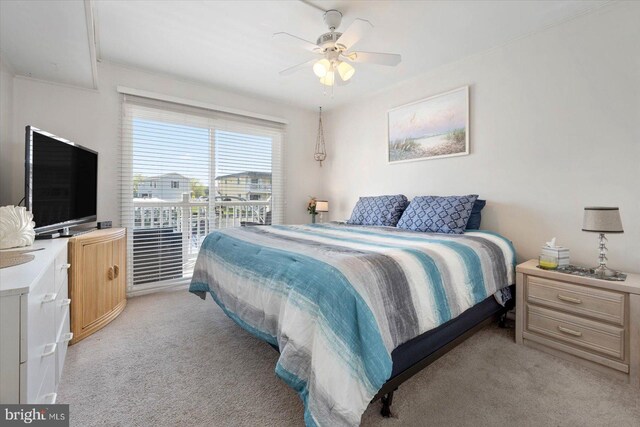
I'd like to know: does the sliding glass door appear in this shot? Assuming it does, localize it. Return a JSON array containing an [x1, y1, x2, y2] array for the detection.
[[121, 96, 284, 293]]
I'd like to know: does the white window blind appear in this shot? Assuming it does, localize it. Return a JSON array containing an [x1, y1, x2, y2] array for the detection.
[[120, 94, 285, 293]]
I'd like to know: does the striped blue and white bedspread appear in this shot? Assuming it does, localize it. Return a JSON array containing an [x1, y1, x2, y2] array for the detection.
[[189, 223, 515, 426]]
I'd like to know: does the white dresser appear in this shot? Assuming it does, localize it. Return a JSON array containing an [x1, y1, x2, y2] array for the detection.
[[0, 239, 72, 403]]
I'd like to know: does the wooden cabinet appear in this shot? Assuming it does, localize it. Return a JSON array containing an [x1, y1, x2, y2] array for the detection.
[[516, 259, 640, 387], [68, 228, 127, 344]]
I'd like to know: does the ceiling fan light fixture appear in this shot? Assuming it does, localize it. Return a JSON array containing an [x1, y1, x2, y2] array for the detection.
[[337, 61, 355, 81], [319, 71, 335, 86], [274, 9, 401, 91], [313, 59, 331, 78]]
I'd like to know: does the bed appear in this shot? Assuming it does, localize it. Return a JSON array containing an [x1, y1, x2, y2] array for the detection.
[[189, 222, 515, 427]]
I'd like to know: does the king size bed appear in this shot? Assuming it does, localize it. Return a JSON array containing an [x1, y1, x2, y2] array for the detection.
[[189, 220, 515, 427]]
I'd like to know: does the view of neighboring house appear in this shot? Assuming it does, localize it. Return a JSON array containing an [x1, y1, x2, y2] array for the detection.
[[215, 171, 272, 201], [135, 173, 190, 201]]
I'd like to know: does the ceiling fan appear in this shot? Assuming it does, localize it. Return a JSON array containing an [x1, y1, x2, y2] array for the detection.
[[274, 9, 401, 87]]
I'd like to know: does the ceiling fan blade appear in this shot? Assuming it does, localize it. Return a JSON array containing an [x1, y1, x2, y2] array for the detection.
[[335, 18, 373, 50], [279, 59, 316, 76], [273, 32, 320, 52], [344, 51, 401, 66]]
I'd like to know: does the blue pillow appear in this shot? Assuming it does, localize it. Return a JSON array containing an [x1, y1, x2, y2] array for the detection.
[[465, 199, 486, 230], [397, 195, 478, 234], [347, 195, 409, 227]]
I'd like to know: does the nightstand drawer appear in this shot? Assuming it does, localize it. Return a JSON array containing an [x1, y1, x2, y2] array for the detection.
[[527, 305, 625, 360], [527, 276, 625, 325]]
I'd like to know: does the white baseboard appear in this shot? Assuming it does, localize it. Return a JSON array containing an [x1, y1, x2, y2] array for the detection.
[[127, 282, 190, 298]]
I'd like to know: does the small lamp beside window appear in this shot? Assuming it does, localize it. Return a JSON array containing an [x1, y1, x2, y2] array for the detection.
[[315, 200, 329, 223]]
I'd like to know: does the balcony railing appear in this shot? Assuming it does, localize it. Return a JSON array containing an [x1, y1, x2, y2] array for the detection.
[[249, 183, 272, 192], [132, 195, 270, 286]]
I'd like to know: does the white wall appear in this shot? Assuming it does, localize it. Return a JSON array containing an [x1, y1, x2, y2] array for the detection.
[[322, 2, 640, 273], [0, 57, 15, 205], [2, 61, 321, 225]]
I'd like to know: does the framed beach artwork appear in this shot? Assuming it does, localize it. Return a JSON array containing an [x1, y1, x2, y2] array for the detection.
[[388, 86, 469, 163]]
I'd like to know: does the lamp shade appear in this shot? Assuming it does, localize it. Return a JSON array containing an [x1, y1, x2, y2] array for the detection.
[[319, 71, 335, 86], [313, 59, 330, 78], [582, 207, 624, 233], [337, 61, 355, 81], [315, 200, 329, 212]]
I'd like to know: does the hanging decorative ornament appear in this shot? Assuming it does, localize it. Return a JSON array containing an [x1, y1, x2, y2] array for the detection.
[[314, 106, 327, 166]]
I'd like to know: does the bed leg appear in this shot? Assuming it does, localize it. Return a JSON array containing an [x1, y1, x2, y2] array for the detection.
[[380, 390, 395, 418], [498, 312, 508, 328]]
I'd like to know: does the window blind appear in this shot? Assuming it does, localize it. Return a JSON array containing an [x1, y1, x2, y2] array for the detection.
[[120, 94, 285, 293]]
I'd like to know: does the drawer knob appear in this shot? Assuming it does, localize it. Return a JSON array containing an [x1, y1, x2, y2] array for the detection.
[[42, 293, 58, 304], [557, 325, 583, 337], [42, 343, 57, 357], [557, 294, 582, 304], [108, 266, 114, 280], [114, 264, 120, 279]]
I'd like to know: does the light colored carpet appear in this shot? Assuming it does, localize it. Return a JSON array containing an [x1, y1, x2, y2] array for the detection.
[[58, 289, 640, 426]]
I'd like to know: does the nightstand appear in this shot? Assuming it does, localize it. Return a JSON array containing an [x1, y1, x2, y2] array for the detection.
[[516, 259, 640, 387]]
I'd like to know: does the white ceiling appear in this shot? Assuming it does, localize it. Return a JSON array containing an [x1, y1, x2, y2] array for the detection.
[[1, 0, 607, 110], [0, 0, 94, 88]]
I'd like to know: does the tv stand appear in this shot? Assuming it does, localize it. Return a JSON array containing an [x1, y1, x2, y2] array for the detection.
[[60, 227, 95, 238], [35, 231, 62, 240], [35, 226, 97, 239], [68, 228, 127, 344]]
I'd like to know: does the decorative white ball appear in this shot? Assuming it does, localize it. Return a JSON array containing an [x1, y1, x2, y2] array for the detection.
[[0, 206, 36, 249]]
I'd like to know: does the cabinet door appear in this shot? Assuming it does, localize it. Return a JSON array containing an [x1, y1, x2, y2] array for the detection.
[[112, 235, 127, 308], [80, 239, 115, 329]]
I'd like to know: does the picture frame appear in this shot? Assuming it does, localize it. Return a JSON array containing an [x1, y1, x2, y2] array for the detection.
[[387, 85, 469, 164]]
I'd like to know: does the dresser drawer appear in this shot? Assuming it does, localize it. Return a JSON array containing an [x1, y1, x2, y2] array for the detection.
[[527, 276, 625, 325], [54, 282, 71, 338], [25, 263, 57, 402], [527, 305, 625, 360], [55, 313, 72, 387], [34, 360, 56, 404], [54, 249, 70, 294], [26, 340, 56, 403]]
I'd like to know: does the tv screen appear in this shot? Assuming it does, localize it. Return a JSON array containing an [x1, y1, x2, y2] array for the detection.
[[25, 126, 98, 233]]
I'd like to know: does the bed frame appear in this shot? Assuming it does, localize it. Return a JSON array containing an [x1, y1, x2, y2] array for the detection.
[[373, 306, 511, 417]]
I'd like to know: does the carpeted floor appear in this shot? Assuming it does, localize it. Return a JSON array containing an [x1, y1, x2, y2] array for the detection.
[[58, 289, 640, 426]]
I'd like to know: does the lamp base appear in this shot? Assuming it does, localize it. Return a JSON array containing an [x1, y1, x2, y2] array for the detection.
[[591, 265, 620, 278]]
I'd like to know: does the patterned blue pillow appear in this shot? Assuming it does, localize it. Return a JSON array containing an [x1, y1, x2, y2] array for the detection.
[[347, 195, 409, 227], [397, 195, 479, 234]]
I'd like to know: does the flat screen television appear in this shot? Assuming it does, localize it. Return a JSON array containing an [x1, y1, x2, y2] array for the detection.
[[25, 126, 98, 235]]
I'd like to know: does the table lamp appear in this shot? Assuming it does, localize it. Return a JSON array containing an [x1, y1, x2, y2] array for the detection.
[[582, 207, 624, 277], [315, 200, 329, 223]]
